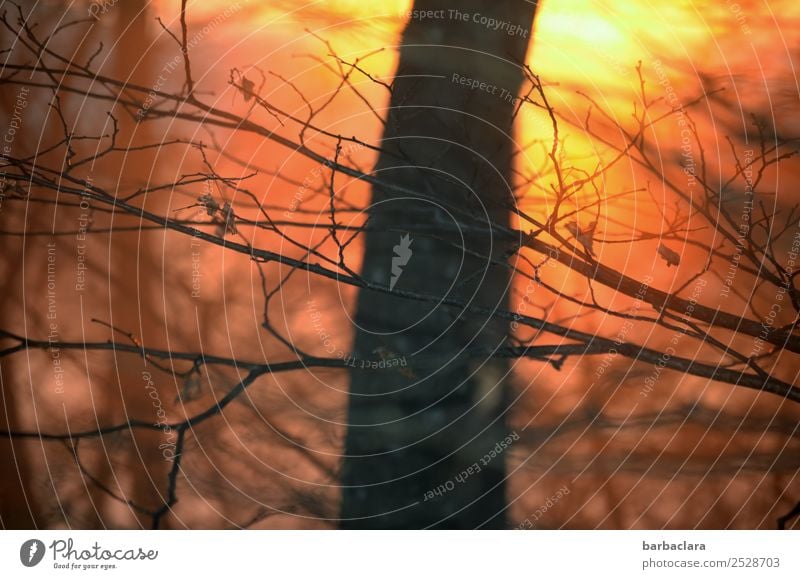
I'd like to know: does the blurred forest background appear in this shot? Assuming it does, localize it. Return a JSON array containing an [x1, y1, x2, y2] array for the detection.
[[1, 0, 799, 529]]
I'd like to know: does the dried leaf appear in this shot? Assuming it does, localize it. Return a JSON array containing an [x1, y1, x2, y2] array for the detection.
[[220, 201, 237, 235], [565, 221, 596, 256], [175, 373, 202, 403], [240, 77, 256, 102], [198, 193, 219, 216], [657, 243, 680, 267]]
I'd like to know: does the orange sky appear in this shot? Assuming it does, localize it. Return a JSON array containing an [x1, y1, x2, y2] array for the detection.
[[154, 0, 799, 204]]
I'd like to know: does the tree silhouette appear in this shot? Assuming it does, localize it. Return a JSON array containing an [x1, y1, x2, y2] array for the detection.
[[0, 0, 799, 529], [340, 0, 538, 529]]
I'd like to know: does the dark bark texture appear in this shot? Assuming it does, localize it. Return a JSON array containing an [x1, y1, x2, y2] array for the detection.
[[340, 0, 537, 529]]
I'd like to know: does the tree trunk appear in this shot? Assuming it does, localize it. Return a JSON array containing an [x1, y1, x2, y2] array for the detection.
[[340, 0, 537, 529]]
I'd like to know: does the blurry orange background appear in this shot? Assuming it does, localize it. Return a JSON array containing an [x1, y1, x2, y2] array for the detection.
[[1, 0, 799, 529]]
